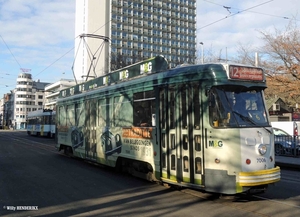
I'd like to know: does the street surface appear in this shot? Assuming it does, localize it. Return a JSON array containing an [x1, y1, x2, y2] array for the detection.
[[0, 131, 300, 217]]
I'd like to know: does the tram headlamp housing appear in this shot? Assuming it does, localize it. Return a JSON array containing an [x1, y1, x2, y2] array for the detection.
[[258, 144, 267, 155]]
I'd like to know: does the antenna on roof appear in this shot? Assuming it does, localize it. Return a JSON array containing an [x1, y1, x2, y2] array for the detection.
[[20, 68, 31, 72]]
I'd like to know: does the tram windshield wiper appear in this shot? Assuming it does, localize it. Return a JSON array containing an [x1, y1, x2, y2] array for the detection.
[[232, 111, 272, 134], [232, 111, 257, 126]]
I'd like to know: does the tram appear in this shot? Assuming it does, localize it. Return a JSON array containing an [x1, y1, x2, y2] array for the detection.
[[27, 109, 56, 138], [55, 55, 280, 194]]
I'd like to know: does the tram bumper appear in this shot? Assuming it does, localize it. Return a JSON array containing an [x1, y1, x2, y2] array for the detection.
[[238, 166, 281, 188]]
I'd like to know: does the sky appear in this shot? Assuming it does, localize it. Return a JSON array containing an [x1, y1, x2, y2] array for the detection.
[[0, 0, 299, 97]]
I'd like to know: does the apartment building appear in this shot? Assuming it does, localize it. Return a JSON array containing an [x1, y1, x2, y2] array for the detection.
[[74, 0, 197, 81]]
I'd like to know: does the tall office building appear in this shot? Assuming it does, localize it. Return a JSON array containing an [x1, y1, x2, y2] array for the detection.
[[74, 0, 197, 82]]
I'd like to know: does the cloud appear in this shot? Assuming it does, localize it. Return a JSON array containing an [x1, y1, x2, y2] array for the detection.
[[197, 0, 300, 61], [0, 0, 75, 96]]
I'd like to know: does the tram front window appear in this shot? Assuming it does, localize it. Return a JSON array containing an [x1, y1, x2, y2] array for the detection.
[[209, 87, 269, 128]]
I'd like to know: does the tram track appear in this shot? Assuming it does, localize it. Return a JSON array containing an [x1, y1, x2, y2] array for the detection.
[[253, 194, 300, 209], [180, 188, 270, 217], [180, 185, 300, 216], [279, 176, 300, 183], [0, 132, 57, 153]]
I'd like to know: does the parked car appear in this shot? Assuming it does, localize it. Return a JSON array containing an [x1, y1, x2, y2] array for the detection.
[[273, 127, 300, 155]]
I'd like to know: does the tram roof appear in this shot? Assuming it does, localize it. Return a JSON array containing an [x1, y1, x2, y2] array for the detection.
[[59, 56, 266, 99], [27, 109, 55, 118]]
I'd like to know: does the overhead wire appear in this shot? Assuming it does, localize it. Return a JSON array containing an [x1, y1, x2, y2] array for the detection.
[[198, 0, 277, 30], [0, 35, 22, 91], [33, 46, 75, 78], [203, 0, 300, 21], [0, 35, 22, 69]]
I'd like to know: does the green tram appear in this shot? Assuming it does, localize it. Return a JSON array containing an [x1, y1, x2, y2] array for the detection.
[[56, 55, 280, 194]]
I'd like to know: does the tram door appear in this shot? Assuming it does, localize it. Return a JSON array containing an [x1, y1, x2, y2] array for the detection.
[[160, 84, 204, 185]]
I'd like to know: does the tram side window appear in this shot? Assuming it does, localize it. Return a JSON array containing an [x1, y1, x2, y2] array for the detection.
[[195, 135, 201, 151], [171, 155, 176, 170], [133, 90, 155, 127], [209, 90, 230, 127], [170, 91, 175, 129], [85, 100, 90, 128], [43, 115, 49, 125], [193, 85, 200, 129], [27, 118, 33, 125], [195, 157, 202, 174], [181, 89, 187, 129], [113, 95, 132, 127], [51, 113, 56, 125], [35, 116, 40, 125], [29, 117, 37, 125], [160, 92, 166, 129], [162, 153, 166, 168], [66, 105, 75, 126], [75, 103, 85, 127], [90, 99, 97, 128], [46, 115, 51, 125], [161, 133, 166, 149], [58, 106, 66, 126], [183, 134, 188, 150], [98, 99, 106, 127], [183, 156, 189, 172]]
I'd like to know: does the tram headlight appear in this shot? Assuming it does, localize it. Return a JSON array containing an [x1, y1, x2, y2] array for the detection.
[[258, 144, 267, 155]]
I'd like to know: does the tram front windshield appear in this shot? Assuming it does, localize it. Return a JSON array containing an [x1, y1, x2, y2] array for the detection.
[[209, 86, 269, 128]]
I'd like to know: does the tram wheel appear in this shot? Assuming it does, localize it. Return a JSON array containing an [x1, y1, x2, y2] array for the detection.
[[64, 146, 73, 156]]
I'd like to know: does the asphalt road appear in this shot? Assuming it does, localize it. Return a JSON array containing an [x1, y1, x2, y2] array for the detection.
[[1, 131, 300, 217]]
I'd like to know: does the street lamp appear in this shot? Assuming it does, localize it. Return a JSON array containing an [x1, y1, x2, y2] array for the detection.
[[200, 42, 204, 64]]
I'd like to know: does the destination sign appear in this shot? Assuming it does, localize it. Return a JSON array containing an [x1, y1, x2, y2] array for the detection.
[[229, 65, 264, 81]]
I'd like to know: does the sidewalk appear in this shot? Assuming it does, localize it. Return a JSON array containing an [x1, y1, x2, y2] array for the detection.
[[275, 155, 300, 169]]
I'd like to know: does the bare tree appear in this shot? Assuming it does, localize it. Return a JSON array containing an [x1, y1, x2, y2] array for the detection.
[[259, 20, 300, 106], [233, 42, 257, 66], [233, 20, 300, 107]]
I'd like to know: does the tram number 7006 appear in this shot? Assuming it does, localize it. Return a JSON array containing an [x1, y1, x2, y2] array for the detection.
[[257, 158, 266, 163]]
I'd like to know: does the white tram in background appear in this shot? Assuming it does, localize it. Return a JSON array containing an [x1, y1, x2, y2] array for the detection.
[[27, 109, 56, 138], [55, 56, 280, 194]]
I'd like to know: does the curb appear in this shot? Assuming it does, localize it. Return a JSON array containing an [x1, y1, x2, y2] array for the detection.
[[275, 162, 300, 170]]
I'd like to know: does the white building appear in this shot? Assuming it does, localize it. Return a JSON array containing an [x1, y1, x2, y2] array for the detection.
[[74, 0, 110, 82], [0, 74, 76, 130], [14, 73, 50, 129], [44, 79, 77, 110]]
